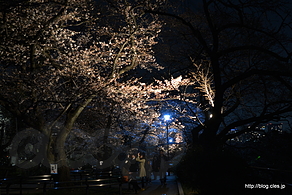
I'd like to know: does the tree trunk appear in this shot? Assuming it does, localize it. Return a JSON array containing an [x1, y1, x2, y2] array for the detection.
[[52, 96, 95, 181], [182, 124, 247, 194], [55, 124, 71, 181], [103, 115, 112, 144]]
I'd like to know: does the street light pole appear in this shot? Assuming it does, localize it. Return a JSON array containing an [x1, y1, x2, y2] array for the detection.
[[166, 121, 169, 160], [164, 114, 171, 176]]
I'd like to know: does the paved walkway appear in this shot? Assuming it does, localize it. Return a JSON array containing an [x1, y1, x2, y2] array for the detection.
[[124, 174, 180, 195]]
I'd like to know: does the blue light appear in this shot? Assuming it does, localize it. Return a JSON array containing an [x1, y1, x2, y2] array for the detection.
[[164, 114, 171, 121]]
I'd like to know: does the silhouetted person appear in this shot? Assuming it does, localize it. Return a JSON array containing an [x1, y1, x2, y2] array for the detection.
[[145, 157, 152, 184], [158, 150, 168, 185], [152, 153, 160, 180], [129, 154, 139, 174], [128, 154, 141, 192]]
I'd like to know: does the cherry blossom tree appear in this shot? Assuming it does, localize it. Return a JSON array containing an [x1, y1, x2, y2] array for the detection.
[[0, 0, 165, 179], [67, 77, 188, 166]]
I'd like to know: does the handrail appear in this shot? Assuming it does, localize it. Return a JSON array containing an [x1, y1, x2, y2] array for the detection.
[[250, 166, 292, 173], [250, 166, 292, 187]]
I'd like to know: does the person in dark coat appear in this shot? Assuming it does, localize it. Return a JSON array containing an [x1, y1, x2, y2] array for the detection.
[[145, 157, 152, 184], [152, 153, 160, 180], [128, 154, 141, 192], [129, 154, 139, 174], [158, 150, 168, 185]]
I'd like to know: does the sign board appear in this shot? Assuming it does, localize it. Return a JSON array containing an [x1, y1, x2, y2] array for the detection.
[[50, 164, 58, 174]]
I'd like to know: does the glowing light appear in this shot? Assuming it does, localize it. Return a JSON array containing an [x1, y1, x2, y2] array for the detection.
[[164, 114, 171, 121]]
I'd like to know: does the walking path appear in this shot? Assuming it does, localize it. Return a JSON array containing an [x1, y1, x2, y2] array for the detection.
[[124, 174, 182, 195]]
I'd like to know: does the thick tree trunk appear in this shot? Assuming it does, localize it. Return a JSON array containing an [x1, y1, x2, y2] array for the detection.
[[103, 115, 112, 144], [192, 118, 222, 153], [55, 125, 71, 181], [52, 96, 95, 181], [180, 125, 247, 194]]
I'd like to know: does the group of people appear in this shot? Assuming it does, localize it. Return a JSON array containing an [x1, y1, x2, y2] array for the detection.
[[121, 150, 168, 190]]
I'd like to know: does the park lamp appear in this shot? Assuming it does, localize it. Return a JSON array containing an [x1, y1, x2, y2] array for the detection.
[[164, 114, 171, 121]]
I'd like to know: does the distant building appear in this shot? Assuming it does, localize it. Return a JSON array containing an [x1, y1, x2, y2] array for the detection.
[[265, 123, 283, 134], [227, 122, 287, 144]]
